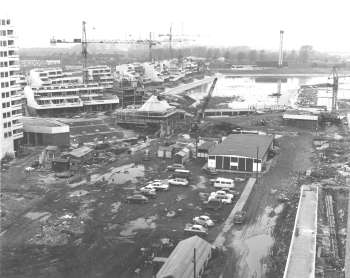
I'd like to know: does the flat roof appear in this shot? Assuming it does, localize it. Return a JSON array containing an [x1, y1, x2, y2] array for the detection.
[[209, 134, 273, 158], [283, 114, 319, 121], [198, 141, 216, 150], [283, 184, 318, 278], [21, 117, 65, 127], [68, 146, 93, 158], [156, 236, 212, 278]]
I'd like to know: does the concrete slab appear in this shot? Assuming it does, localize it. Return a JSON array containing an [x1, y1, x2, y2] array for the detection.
[[283, 184, 318, 278]]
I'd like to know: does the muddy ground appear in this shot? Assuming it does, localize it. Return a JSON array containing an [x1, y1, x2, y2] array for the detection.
[[2, 112, 346, 278]]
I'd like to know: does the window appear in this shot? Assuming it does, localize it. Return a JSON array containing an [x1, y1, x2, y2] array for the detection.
[[231, 157, 238, 162], [209, 156, 215, 160], [2, 93, 5, 98], [4, 133, 8, 138], [3, 123, 7, 128], [3, 113, 6, 118], [2, 103, 5, 108]]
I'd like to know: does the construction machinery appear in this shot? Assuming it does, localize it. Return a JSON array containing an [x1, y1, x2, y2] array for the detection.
[[50, 21, 161, 83]]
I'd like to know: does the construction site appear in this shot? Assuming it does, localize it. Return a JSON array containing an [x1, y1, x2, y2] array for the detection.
[[1, 16, 350, 278]]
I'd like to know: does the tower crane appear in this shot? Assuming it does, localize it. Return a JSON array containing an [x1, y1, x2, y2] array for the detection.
[[307, 66, 350, 123], [158, 24, 197, 60], [50, 21, 161, 83]]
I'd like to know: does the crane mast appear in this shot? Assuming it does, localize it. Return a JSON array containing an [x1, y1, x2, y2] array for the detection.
[[278, 30, 284, 67], [82, 21, 88, 83]]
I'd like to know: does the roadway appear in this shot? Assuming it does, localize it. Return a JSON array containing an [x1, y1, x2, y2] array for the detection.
[[161, 76, 216, 96]]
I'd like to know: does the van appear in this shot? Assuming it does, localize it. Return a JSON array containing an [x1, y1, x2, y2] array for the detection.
[[173, 169, 191, 180], [213, 177, 235, 189]]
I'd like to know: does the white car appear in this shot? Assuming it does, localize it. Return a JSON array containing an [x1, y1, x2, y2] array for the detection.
[[168, 178, 189, 186], [193, 215, 214, 227], [148, 181, 169, 191], [140, 186, 157, 194], [210, 190, 234, 200], [208, 193, 233, 204], [184, 224, 208, 236]]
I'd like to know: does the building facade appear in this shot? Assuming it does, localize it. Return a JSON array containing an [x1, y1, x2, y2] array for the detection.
[[87, 65, 114, 89], [0, 18, 23, 158], [208, 134, 273, 172], [24, 67, 119, 116]]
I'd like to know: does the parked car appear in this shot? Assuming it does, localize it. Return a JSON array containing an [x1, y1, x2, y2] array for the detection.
[[184, 224, 208, 236], [221, 188, 240, 197], [168, 178, 189, 186], [208, 194, 233, 204], [193, 215, 214, 227], [213, 177, 235, 189], [149, 181, 169, 191], [172, 169, 191, 180], [126, 194, 149, 204], [277, 193, 289, 202], [202, 198, 223, 211], [140, 190, 157, 199], [167, 164, 185, 171], [203, 167, 218, 176], [210, 190, 234, 200], [233, 211, 246, 224], [140, 186, 157, 194]]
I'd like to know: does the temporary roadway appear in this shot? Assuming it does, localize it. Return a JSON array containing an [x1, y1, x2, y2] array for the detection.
[[283, 184, 318, 278]]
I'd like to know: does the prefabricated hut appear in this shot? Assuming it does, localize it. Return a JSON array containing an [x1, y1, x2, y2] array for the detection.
[[208, 134, 273, 172]]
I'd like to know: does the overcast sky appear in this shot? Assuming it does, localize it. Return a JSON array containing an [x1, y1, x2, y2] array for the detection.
[[3, 0, 350, 53]]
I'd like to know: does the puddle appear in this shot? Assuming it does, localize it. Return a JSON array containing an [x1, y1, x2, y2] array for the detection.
[[91, 163, 145, 185], [69, 190, 89, 197], [176, 194, 186, 201], [111, 202, 121, 213], [120, 215, 157, 237], [67, 180, 86, 188], [25, 211, 51, 220], [190, 176, 207, 190]]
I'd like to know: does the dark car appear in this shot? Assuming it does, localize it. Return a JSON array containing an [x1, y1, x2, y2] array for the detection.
[[203, 167, 218, 176], [167, 164, 185, 172], [202, 198, 223, 211], [233, 211, 246, 224], [126, 194, 149, 204]]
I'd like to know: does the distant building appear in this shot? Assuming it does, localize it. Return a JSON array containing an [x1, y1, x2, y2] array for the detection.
[[21, 117, 70, 146], [0, 18, 23, 158], [208, 134, 273, 172]]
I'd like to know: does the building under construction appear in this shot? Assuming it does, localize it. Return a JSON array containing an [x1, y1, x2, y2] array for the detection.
[[113, 95, 189, 136], [114, 78, 145, 108]]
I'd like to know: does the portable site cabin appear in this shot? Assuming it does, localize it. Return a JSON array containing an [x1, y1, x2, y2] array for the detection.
[[157, 145, 175, 159], [197, 141, 217, 159], [208, 134, 273, 172], [174, 147, 191, 165], [51, 158, 70, 172], [156, 236, 212, 278], [64, 146, 94, 170]]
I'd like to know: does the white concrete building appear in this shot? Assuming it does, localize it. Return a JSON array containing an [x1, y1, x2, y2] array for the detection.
[[87, 65, 114, 89], [25, 67, 118, 116], [0, 18, 23, 158]]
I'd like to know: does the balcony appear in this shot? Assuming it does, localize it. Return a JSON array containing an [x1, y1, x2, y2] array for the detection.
[[11, 113, 22, 119], [11, 94, 22, 101], [12, 122, 23, 129], [12, 132, 23, 139]]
